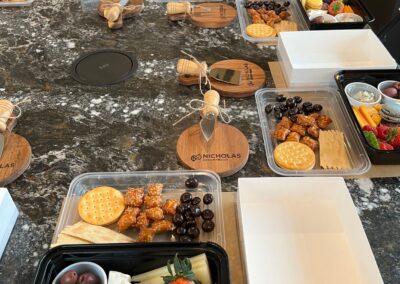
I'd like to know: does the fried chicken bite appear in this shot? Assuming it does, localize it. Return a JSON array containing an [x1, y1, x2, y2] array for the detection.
[[163, 199, 179, 215], [286, 131, 301, 142], [136, 212, 149, 229], [124, 188, 144, 207], [151, 220, 174, 233], [317, 115, 333, 129], [273, 127, 290, 141], [147, 183, 163, 196], [117, 207, 140, 232], [144, 195, 162, 209], [145, 207, 164, 221], [290, 123, 307, 136], [300, 136, 319, 151], [137, 227, 156, 242]]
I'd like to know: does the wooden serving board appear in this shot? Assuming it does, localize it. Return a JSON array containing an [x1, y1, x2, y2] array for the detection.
[[0, 118, 31, 186], [176, 122, 249, 177], [190, 3, 237, 29], [179, 59, 266, 98]]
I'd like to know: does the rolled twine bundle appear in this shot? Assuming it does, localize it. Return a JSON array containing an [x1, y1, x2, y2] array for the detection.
[[167, 2, 192, 15]]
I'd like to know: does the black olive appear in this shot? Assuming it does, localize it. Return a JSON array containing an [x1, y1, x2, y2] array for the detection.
[[202, 220, 215, 232], [304, 105, 314, 114], [201, 209, 214, 220], [313, 104, 323, 112], [180, 192, 192, 203], [191, 197, 201, 206], [265, 104, 273, 114], [288, 108, 298, 116], [184, 211, 194, 221], [191, 206, 202, 217], [172, 213, 184, 225], [294, 96, 302, 104], [276, 94, 286, 102], [188, 226, 200, 239], [302, 102, 312, 109], [185, 177, 198, 189], [180, 235, 192, 242], [176, 226, 187, 236], [203, 193, 214, 205]]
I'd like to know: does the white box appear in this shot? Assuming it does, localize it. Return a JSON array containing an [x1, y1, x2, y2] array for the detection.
[[237, 177, 383, 284], [0, 188, 18, 259], [277, 30, 398, 88]]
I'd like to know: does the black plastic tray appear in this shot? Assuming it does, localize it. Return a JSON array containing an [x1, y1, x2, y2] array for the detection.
[[33, 242, 230, 284], [335, 69, 400, 165], [297, 0, 374, 30]]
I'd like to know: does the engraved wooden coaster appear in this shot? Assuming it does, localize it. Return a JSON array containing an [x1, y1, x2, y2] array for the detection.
[[178, 59, 266, 98], [190, 3, 237, 29], [0, 118, 31, 186], [176, 122, 249, 177]]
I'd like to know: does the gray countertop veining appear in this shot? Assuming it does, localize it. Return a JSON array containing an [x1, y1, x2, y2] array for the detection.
[[0, 0, 399, 283]]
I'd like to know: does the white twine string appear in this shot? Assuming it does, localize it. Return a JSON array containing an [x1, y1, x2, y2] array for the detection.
[[0, 97, 30, 120], [180, 50, 211, 96], [173, 99, 231, 126]]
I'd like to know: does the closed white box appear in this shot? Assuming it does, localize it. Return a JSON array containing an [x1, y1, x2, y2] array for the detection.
[[0, 188, 18, 259], [277, 30, 398, 88], [237, 177, 383, 284]]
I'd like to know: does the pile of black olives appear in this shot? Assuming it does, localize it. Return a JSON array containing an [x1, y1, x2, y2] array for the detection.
[[244, 0, 290, 14], [172, 178, 215, 242], [265, 94, 323, 122]]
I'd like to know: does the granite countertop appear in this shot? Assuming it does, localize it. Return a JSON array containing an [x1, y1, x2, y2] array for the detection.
[[0, 0, 399, 283]]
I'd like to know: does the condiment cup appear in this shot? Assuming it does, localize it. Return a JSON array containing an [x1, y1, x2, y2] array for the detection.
[[344, 82, 381, 107], [335, 13, 363, 23], [377, 80, 400, 105], [52, 261, 107, 284]]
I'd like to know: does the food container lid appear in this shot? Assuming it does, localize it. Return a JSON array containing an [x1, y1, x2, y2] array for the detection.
[[71, 50, 138, 86], [255, 87, 371, 176]]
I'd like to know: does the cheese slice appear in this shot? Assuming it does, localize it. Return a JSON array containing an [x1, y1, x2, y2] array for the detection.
[[108, 271, 131, 284]]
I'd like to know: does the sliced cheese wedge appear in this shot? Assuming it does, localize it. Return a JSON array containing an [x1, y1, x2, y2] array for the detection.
[[131, 253, 211, 284]]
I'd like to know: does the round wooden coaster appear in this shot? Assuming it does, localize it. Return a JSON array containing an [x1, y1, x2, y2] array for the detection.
[[209, 59, 266, 98], [176, 122, 249, 177], [190, 3, 237, 29], [0, 131, 31, 186]]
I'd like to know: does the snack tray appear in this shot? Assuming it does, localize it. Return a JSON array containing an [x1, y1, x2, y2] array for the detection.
[[236, 0, 308, 44], [255, 87, 371, 176], [52, 171, 225, 247], [0, 0, 34, 7], [295, 0, 374, 30], [33, 242, 230, 284], [335, 69, 400, 165]]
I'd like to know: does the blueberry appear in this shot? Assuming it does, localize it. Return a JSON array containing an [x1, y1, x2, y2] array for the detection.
[[284, 1, 290, 7], [179, 235, 192, 242], [180, 192, 192, 203], [201, 209, 214, 220], [185, 177, 198, 189], [191, 197, 201, 206], [304, 105, 314, 114], [184, 211, 194, 221], [302, 102, 312, 109], [188, 226, 200, 239], [172, 213, 184, 225], [203, 193, 214, 205], [186, 219, 197, 228], [279, 103, 288, 112], [313, 104, 323, 112], [276, 94, 286, 102], [265, 104, 273, 114], [294, 96, 302, 104], [274, 111, 283, 120], [202, 220, 215, 232], [288, 108, 298, 116], [289, 115, 297, 122], [176, 226, 186, 236], [190, 206, 202, 217]]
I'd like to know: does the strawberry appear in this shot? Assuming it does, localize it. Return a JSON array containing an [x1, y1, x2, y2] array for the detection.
[[163, 254, 200, 284], [328, 0, 344, 15], [388, 134, 400, 149], [376, 125, 389, 140], [362, 125, 377, 136], [379, 142, 394, 151]]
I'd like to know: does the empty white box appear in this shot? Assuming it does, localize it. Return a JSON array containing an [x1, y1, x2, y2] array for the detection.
[[0, 188, 18, 259], [277, 30, 398, 88]]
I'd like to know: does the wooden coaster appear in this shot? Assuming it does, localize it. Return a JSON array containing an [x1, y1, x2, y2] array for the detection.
[[179, 59, 266, 98], [176, 122, 249, 177], [0, 118, 32, 186], [190, 3, 237, 29]]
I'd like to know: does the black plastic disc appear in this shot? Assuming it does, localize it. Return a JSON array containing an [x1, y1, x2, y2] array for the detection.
[[71, 49, 138, 86]]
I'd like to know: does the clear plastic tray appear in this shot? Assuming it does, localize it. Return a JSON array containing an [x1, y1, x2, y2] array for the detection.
[[236, 0, 308, 44], [52, 171, 225, 247], [255, 88, 371, 176], [0, 0, 34, 7]]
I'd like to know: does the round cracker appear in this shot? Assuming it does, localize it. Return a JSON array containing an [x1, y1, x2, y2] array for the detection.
[[78, 186, 125, 226], [246, 24, 276, 38], [273, 142, 315, 171]]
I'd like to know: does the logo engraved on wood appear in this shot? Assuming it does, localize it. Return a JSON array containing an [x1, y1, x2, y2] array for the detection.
[[191, 153, 242, 162]]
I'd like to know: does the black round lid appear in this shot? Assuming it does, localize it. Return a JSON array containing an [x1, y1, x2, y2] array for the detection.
[[71, 49, 138, 86]]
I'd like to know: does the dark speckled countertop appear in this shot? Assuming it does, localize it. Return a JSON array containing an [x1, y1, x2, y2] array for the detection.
[[0, 0, 399, 283]]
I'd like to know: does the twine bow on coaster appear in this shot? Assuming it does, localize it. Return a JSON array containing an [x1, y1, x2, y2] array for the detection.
[[173, 91, 231, 127], [0, 98, 27, 132], [177, 50, 212, 95]]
